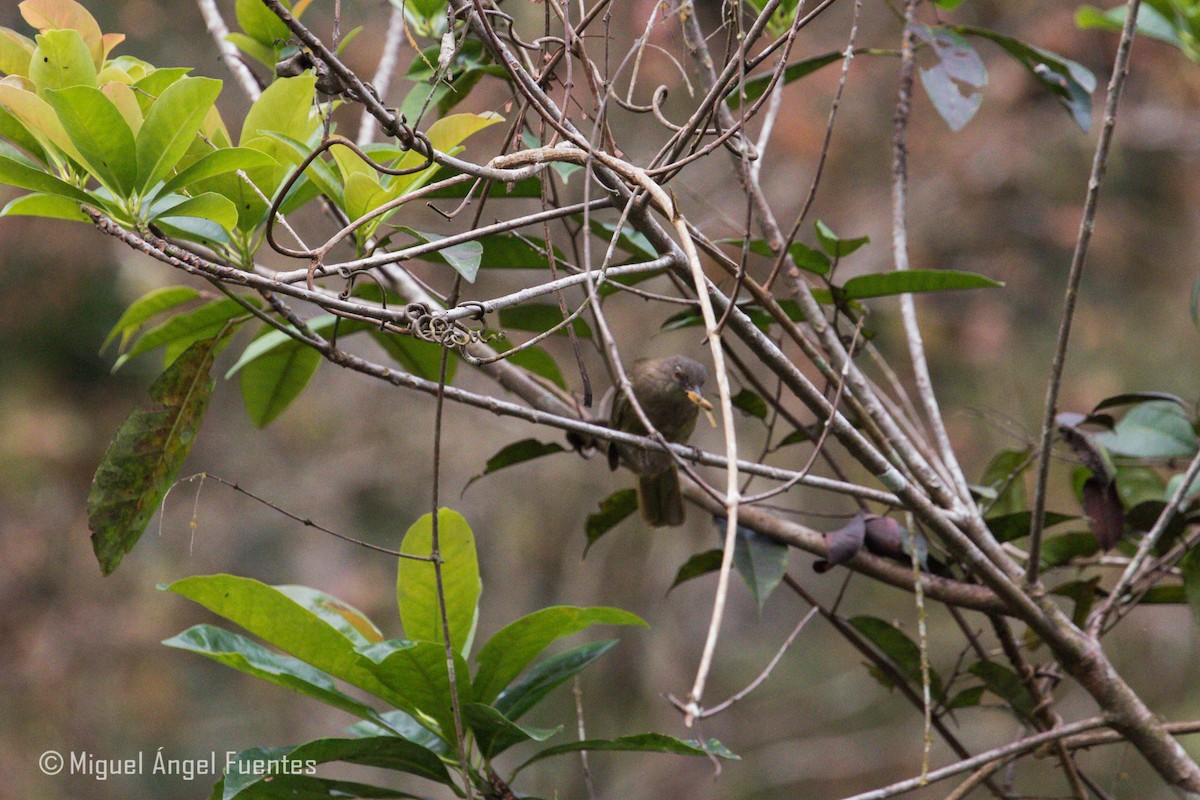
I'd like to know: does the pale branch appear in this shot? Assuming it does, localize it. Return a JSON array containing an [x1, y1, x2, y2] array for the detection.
[[196, 0, 262, 100], [889, 0, 973, 503], [357, 4, 406, 147]]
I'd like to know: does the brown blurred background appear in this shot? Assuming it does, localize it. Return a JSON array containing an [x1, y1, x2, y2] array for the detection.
[[3, 0, 1200, 798]]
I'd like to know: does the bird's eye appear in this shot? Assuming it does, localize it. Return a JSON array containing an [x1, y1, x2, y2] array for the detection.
[[674, 368, 684, 381]]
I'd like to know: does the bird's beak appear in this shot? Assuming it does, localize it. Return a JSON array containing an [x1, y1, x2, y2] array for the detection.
[[687, 389, 717, 428]]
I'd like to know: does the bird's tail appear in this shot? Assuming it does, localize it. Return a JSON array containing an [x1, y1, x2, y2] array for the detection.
[[637, 466, 685, 527]]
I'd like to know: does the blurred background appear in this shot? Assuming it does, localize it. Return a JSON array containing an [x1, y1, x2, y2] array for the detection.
[[3, 0, 1200, 798]]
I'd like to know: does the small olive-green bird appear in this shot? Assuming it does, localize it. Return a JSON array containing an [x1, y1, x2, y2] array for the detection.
[[608, 356, 711, 527]]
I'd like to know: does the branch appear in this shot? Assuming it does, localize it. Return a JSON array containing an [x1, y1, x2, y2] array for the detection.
[[1027, 0, 1145, 585]]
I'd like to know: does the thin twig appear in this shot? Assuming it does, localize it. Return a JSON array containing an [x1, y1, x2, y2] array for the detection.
[[1027, 0, 1145, 585]]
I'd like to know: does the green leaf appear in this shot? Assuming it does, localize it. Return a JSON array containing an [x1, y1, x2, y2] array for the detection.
[[88, 336, 225, 574], [135, 76, 222, 192], [841, 269, 1002, 300], [345, 710, 447, 753], [979, 448, 1030, 516], [1092, 391, 1187, 413], [370, 330, 456, 383], [153, 192, 239, 231], [1183, 548, 1200, 626], [165, 574, 409, 709], [398, 509, 481, 656], [502, 345, 566, 389], [219, 773, 419, 799], [985, 511, 1075, 543], [668, 549, 723, 593], [235, 0, 292, 47], [130, 67, 192, 111], [494, 640, 618, 721], [946, 685, 985, 709], [1050, 577, 1101, 627], [1039, 531, 1100, 569], [465, 439, 565, 492], [221, 737, 454, 799], [814, 220, 869, 258], [730, 51, 843, 108], [101, 286, 200, 352], [968, 661, 1037, 718], [163, 624, 388, 723], [156, 146, 277, 199], [1077, 3, 1183, 48], [732, 524, 789, 611], [499, 304, 592, 338], [1097, 401, 1198, 459], [848, 616, 943, 698], [277, 585, 385, 647], [473, 606, 647, 705], [44, 85, 137, 195], [584, 489, 638, 554], [956, 26, 1096, 132], [515, 734, 737, 774], [354, 639, 471, 744], [0, 27, 35, 78], [462, 703, 559, 759], [0, 104, 48, 163], [475, 233, 566, 269], [115, 298, 251, 369], [731, 388, 768, 420], [239, 334, 322, 428], [0, 191, 86, 221], [29, 29, 96, 93], [0, 152, 92, 203]]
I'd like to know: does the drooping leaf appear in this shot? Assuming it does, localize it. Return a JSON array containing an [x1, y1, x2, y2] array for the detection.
[[370, 330, 457, 383], [101, 285, 200, 352], [668, 549, 723, 593], [849, 616, 943, 698], [1077, 3, 1185, 52], [731, 389, 769, 420], [730, 51, 843, 108], [473, 606, 646, 705], [584, 489, 638, 553], [716, 517, 789, 610], [462, 703, 560, 759], [234, 0, 292, 47], [914, 25, 986, 131], [114, 297, 252, 369], [956, 25, 1096, 132], [397, 509, 481, 656], [464, 439, 565, 492], [88, 335, 225, 574], [968, 660, 1037, 719], [238, 333, 322, 428]]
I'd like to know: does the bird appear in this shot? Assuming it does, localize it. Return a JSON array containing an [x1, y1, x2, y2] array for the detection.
[[607, 356, 711, 527]]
